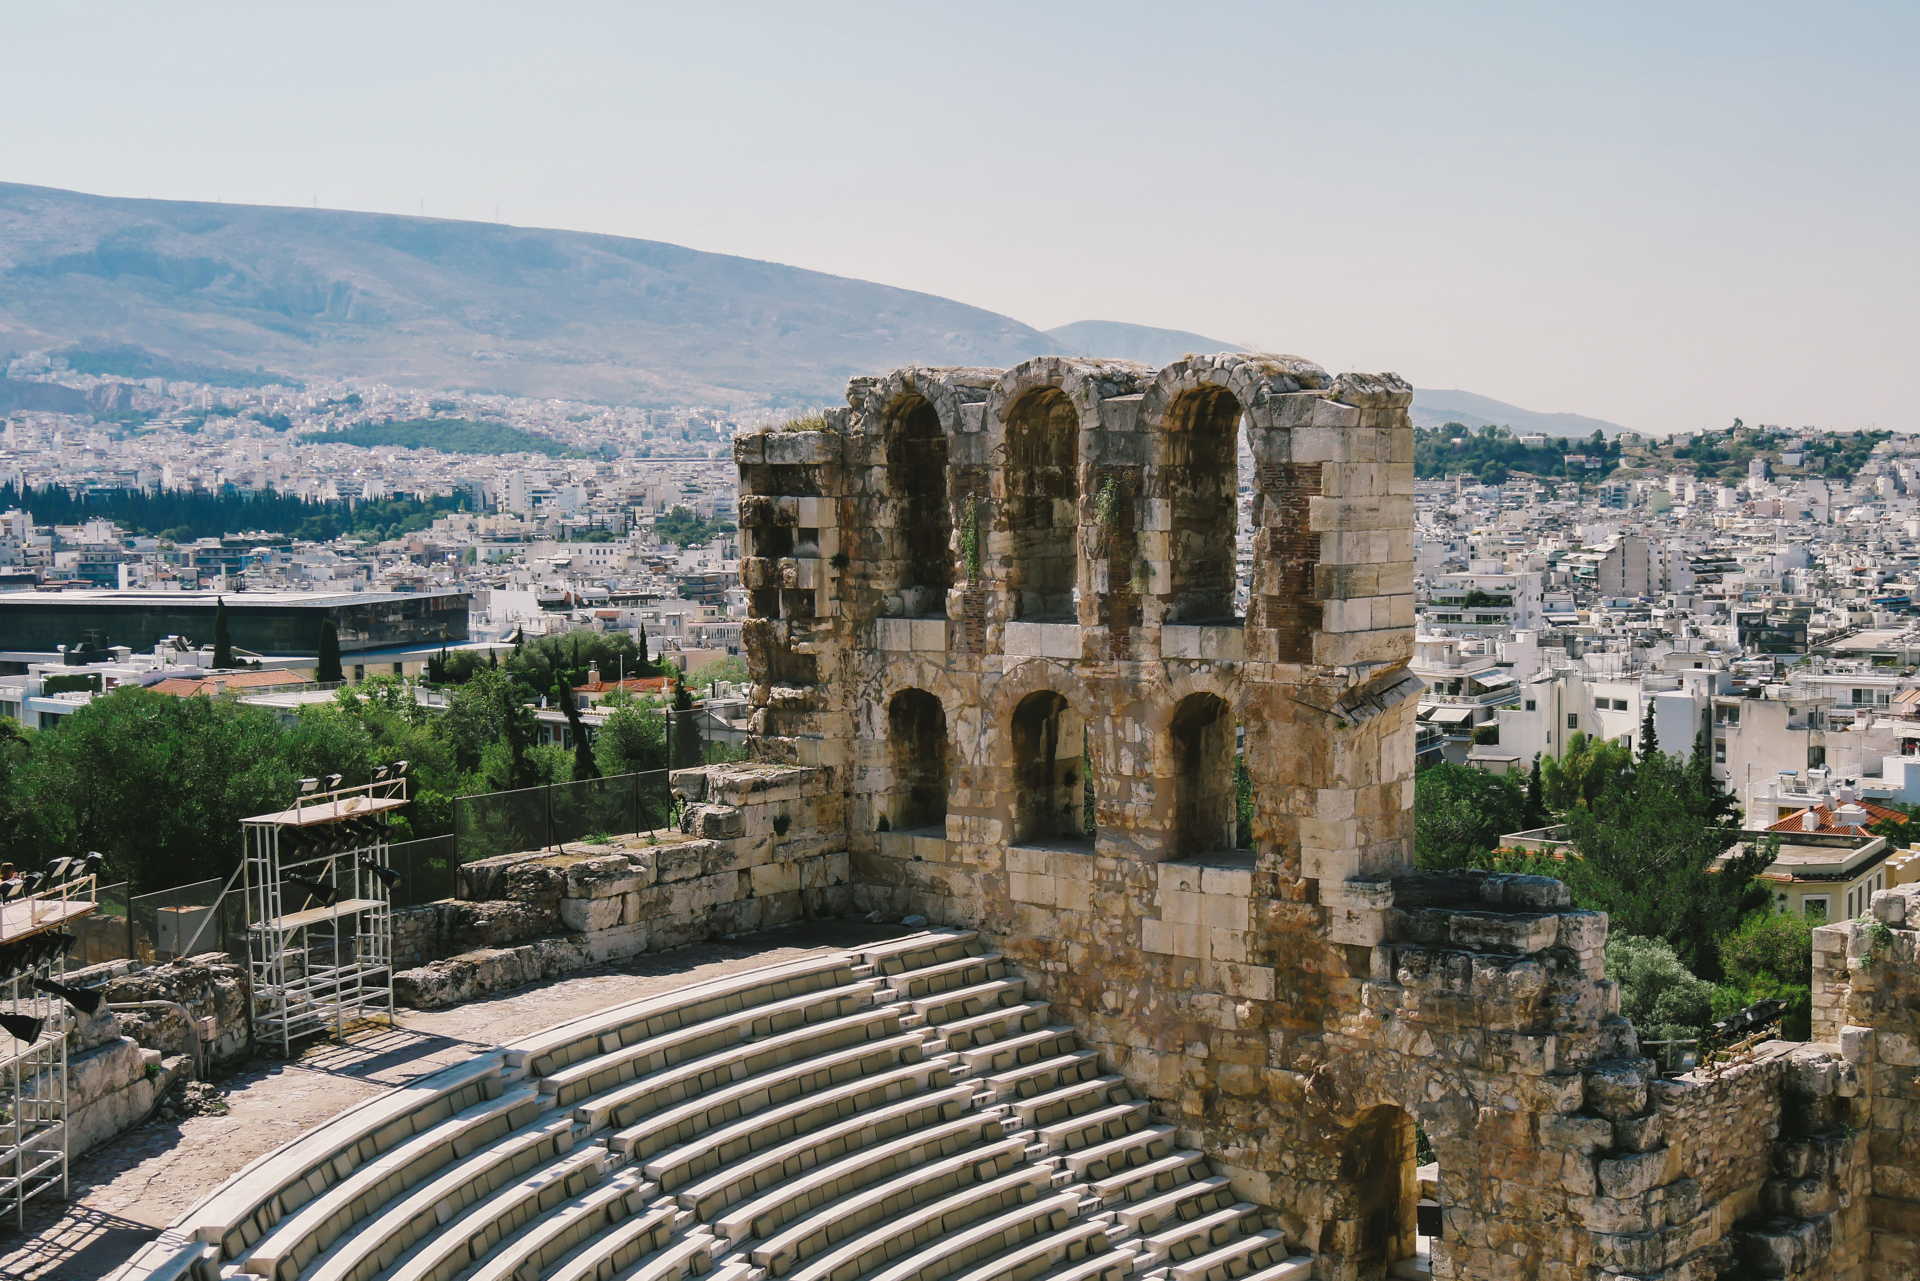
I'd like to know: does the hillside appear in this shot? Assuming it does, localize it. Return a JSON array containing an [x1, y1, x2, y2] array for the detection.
[[0, 183, 1056, 405], [1044, 320, 1244, 367], [1410, 388, 1629, 438]]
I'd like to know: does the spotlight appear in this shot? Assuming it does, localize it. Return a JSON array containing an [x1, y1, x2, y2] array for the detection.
[[391, 760, 410, 778], [0, 878, 20, 904], [43, 856, 73, 885], [324, 774, 343, 793], [21, 871, 45, 897], [299, 777, 320, 795], [33, 977, 103, 1016], [357, 855, 402, 891], [0, 1013, 43, 1046], [372, 764, 390, 783], [82, 851, 105, 879], [285, 874, 338, 908]]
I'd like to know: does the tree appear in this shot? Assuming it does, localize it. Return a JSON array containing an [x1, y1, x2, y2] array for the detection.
[[1523, 754, 1547, 829], [636, 623, 652, 676], [1540, 732, 1631, 812], [594, 698, 667, 777], [1414, 761, 1527, 869], [212, 596, 234, 669], [1561, 736, 1773, 977], [1716, 909, 1815, 1040], [1638, 701, 1658, 760], [557, 680, 601, 781], [316, 619, 343, 683], [1606, 933, 1718, 1043], [670, 674, 700, 769]]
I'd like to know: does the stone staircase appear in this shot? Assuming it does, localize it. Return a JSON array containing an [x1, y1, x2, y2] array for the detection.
[[114, 931, 1313, 1281]]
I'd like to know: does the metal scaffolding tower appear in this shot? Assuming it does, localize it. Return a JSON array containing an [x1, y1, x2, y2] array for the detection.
[[0, 862, 98, 1230], [242, 774, 408, 1057]]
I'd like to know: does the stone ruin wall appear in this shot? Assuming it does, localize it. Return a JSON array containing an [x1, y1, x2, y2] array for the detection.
[[719, 353, 1920, 1281]]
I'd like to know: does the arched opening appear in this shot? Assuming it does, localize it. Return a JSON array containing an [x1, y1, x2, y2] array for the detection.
[[1169, 693, 1236, 856], [1163, 386, 1244, 624], [887, 688, 949, 834], [1318, 1105, 1419, 1280], [885, 395, 951, 616], [1003, 389, 1079, 620], [1010, 690, 1087, 844]]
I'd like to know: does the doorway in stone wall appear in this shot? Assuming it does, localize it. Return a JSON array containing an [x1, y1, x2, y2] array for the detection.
[[1320, 1104, 1420, 1280], [887, 688, 949, 836]]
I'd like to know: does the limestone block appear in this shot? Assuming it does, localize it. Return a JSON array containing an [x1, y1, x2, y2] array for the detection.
[[910, 619, 949, 651], [1448, 911, 1559, 955], [876, 618, 913, 651], [1217, 963, 1275, 1001], [1201, 864, 1253, 897], [1584, 1059, 1651, 1120], [1839, 1025, 1874, 1064], [564, 854, 645, 900], [763, 431, 836, 465], [558, 895, 624, 933], [1142, 918, 1206, 958], [1597, 1148, 1668, 1198], [1873, 889, 1907, 925], [1161, 626, 1203, 660], [1158, 862, 1204, 897], [751, 861, 801, 897]]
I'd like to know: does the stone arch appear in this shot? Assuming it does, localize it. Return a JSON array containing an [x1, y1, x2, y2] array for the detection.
[[985, 357, 1155, 621], [882, 394, 951, 615], [1143, 354, 1334, 632], [886, 688, 950, 834], [1008, 690, 1086, 844], [1000, 387, 1079, 620], [851, 367, 1000, 617], [1168, 691, 1237, 856]]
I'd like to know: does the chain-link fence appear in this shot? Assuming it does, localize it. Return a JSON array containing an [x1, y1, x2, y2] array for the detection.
[[71, 881, 132, 967], [453, 769, 677, 862], [385, 835, 459, 910]]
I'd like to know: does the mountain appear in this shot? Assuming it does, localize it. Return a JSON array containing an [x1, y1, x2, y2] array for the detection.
[[1410, 388, 1629, 438], [0, 183, 1058, 405], [1044, 320, 1244, 367]]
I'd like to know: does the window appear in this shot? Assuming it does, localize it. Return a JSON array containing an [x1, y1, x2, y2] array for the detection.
[[1524, 700, 1536, 712], [1803, 896, 1830, 922], [1715, 739, 1726, 763], [1567, 714, 1579, 729], [1613, 698, 1629, 711], [1809, 746, 1827, 768]]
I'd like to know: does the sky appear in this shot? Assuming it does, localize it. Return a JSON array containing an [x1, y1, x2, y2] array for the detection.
[[2, 1, 1915, 434]]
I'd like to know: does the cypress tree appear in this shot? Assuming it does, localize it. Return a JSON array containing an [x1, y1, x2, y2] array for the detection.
[[1638, 700, 1659, 760], [671, 672, 699, 768], [212, 596, 234, 669], [316, 619, 344, 683], [558, 680, 601, 780], [636, 623, 651, 676]]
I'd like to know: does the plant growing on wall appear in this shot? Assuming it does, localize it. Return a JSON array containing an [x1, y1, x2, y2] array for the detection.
[[960, 495, 983, 581]]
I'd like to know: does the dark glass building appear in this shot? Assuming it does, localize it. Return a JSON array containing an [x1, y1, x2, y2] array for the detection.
[[0, 590, 470, 658]]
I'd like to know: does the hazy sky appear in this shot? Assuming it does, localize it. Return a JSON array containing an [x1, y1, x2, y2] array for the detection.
[[3, 2, 1914, 432]]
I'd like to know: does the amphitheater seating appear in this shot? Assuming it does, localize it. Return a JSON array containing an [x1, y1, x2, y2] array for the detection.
[[132, 927, 1314, 1281]]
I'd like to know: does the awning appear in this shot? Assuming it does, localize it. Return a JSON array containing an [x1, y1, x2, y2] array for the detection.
[[1473, 671, 1515, 690], [1428, 705, 1476, 725]]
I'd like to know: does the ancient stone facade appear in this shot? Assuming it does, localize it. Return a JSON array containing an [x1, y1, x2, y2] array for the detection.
[[725, 354, 1920, 1280]]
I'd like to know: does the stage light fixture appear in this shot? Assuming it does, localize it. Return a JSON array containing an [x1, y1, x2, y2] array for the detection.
[[0, 1013, 43, 1046], [357, 855, 402, 891], [33, 977, 103, 1016], [299, 777, 320, 795], [285, 874, 338, 908]]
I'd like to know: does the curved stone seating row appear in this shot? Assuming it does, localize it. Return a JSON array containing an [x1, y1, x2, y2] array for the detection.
[[697, 1088, 987, 1231], [543, 976, 881, 1109], [117, 929, 1313, 1281], [614, 1024, 926, 1159]]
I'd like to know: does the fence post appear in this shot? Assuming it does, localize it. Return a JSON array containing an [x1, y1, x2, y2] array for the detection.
[[547, 781, 555, 852]]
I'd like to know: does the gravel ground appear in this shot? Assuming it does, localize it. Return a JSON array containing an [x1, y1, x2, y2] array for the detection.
[[0, 923, 889, 1280]]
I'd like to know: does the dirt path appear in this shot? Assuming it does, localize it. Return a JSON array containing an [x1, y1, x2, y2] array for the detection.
[[0, 925, 881, 1280]]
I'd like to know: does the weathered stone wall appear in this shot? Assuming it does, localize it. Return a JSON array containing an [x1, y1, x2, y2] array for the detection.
[[55, 953, 247, 1157], [718, 352, 1920, 1279], [390, 763, 851, 1007], [1812, 884, 1920, 1279]]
